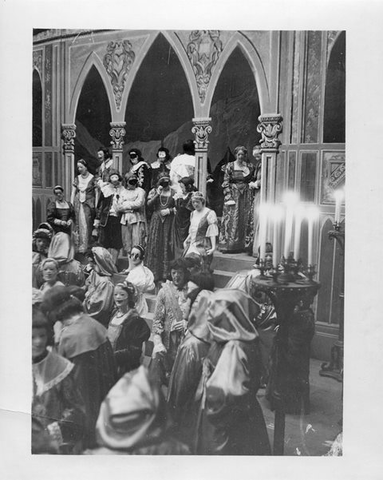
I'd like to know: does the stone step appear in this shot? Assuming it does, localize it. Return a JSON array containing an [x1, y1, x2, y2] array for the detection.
[[212, 269, 235, 289], [211, 251, 256, 273]]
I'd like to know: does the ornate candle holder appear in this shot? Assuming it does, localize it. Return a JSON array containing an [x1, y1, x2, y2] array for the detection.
[[319, 221, 345, 382], [251, 261, 320, 455]]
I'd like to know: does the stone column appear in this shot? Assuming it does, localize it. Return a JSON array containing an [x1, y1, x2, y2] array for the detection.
[[109, 122, 126, 173], [192, 117, 212, 197], [61, 124, 76, 195], [257, 114, 283, 204]]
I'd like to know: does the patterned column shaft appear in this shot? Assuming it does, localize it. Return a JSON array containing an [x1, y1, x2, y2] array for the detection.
[[109, 122, 126, 173], [192, 118, 212, 196], [61, 124, 77, 194]]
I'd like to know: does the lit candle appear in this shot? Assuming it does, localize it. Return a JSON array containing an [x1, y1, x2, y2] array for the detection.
[[307, 205, 319, 266], [334, 189, 344, 225], [293, 205, 304, 260], [283, 192, 298, 259], [259, 204, 268, 261], [272, 205, 283, 268]]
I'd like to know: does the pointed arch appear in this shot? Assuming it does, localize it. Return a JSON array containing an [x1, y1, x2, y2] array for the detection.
[[118, 31, 198, 119], [205, 32, 271, 116], [323, 32, 345, 143], [33, 68, 43, 147], [69, 51, 114, 123]]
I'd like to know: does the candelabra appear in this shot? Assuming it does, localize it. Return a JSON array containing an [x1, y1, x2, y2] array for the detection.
[[319, 221, 345, 382], [252, 257, 320, 455]]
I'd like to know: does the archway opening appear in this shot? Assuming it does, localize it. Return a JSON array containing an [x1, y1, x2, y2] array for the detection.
[[123, 33, 194, 169], [208, 46, 261, 171], [75, 65, 112, 174], [33, 69, 43, 147], [324, 32, 345, 143]]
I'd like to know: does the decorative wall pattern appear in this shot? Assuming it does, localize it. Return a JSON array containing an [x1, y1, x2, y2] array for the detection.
[[321, 151, 345, 204], [186, 30, 223, 103], [103, 40, 135, 110], [291, 32, 301, 145], [44, 44, 52, 146], [303, 31, 322, 143]]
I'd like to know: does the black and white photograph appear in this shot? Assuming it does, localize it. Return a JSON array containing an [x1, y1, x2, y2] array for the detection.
[[1, 0, 383, 479]]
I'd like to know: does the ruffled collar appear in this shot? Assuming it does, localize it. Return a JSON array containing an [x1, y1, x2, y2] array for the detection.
[[32, 350, 74, 396]]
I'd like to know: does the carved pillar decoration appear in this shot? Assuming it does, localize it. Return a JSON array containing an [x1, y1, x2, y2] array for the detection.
[[192, 118, 212, 196], [257, 114, 283, 204], [103, 40, 135, 111], [61, 124, 76, 195], [186, 31, 223, 103], [109, 122, 126, 173]]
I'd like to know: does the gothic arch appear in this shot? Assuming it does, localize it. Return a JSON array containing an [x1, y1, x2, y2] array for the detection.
[[68, 52, 115, 123], [118, 31, 199, 119], [205, 32, 271, 116]]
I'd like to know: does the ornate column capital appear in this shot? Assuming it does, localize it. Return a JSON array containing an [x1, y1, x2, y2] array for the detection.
[[61, 124, 76, 153], [257, 114, 283, 150], [192, 118, 212, 150], [109, 122, 126, 150]]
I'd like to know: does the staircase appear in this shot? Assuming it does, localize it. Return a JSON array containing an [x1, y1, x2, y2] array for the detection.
[[118, 251, 256, 332]]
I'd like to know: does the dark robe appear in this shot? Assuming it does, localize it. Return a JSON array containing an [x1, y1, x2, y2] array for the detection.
[[195, 289, 271, 456], [32, 350, 86, 454], [266, 307, 315, 414], [57, 314, 117, 448], [167, 290, 213, 451], [107, 308, 151, 377]]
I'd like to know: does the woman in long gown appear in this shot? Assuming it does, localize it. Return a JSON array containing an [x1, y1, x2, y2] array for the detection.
[[71, 159, 97, 254], [218, 146, 257, 253], [195, 289, 271, 456], [145, 172, 176, 283], [32, 307, 86, 454], [183, 191, 218, 272], [107, 282, 150, 378], [40, 286, 117, 449], [47, 185, 75, 236], [121, 245, 155, 317]]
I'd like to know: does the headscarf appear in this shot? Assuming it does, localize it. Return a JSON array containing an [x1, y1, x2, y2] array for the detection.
[[96, 366, 170, 451], [207, 289, 259, 343], [187, 290, 213, 343], [92, 247, 118, 276], [48, 232, 75, 264]]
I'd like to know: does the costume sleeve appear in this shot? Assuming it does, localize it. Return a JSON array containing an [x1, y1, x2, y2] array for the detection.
[[205, 342, 253, 425], [146, 188, 158, 207], [221, 163, 233, 202], [46, 201, 59, 227], [151, 289, 166, 336], [206, 209, 219, 237], [114, 316, 150, 369]]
